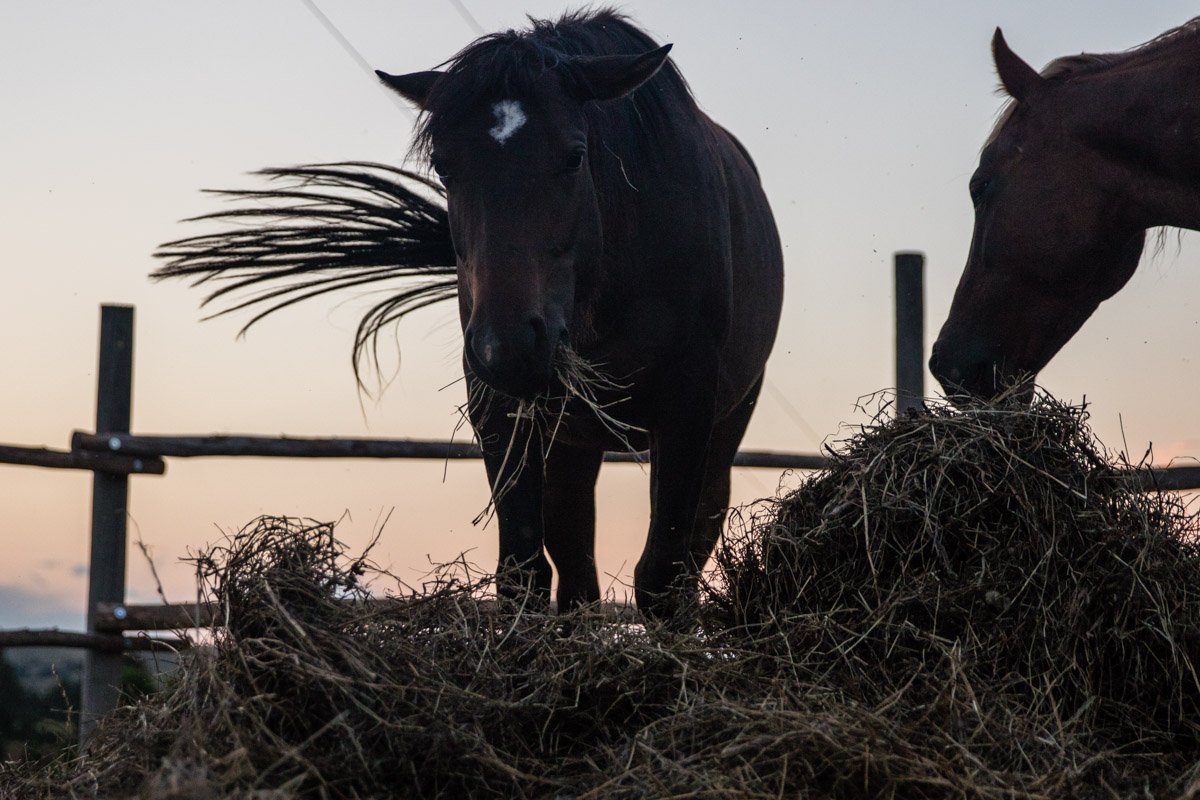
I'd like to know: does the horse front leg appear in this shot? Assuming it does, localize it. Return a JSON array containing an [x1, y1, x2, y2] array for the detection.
[[542, 442, 605, 610], [634, 393, 716, 619], [468, 378, 552, 603]]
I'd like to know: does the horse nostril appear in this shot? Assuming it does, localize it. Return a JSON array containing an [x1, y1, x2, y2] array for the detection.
[[463, 317, 563, 398], [929, 341, 955, 385], [535, 317, 571, 356], [526, 316, 548, 355], [466, 326, 501, 370], [929, 341, 974, 395]]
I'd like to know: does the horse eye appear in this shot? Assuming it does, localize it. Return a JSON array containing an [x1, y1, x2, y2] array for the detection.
[[565, 148, 586, 174], [969, 177, 990, 206], [431, 158, 451, 184]]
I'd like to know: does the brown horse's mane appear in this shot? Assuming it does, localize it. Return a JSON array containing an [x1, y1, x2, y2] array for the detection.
[[986, 16, 1200, 146], [408, 8, 699, 165], [1041, 15, 1200, 79]]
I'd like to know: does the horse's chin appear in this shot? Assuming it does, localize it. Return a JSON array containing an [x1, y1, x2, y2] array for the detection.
[[478, 372, 554, 403], [464, 347, 556, 401]]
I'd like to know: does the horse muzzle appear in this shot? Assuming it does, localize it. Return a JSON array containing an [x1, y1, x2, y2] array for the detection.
[[929, 337, 1030, 404], [464, 316, 566, 399], [929, 338, 979, 399]]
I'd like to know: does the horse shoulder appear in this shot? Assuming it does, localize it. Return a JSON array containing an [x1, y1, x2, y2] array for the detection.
[[712, 122, 762, 180]]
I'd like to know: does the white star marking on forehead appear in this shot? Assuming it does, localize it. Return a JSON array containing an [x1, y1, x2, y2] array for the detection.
[[489, 100, 527, 145]]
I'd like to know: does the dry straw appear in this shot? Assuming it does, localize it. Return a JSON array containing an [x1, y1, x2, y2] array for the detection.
[[5, 393, 1200, 798]]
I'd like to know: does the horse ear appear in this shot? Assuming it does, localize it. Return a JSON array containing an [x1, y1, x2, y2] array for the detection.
[[571, 44, 673, 101], [376, 70, 443, 109], [992, 28, 1043, 103]]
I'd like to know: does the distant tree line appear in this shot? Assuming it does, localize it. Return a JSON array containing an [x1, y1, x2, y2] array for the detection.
[[0, 652, 78, 761], [1, 652, 155, 762]]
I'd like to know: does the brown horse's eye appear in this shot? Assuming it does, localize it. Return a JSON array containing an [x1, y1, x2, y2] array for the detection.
[[565, 148, 586, 174], [969, 177, 990, 206], [431, 158, 451, 185]]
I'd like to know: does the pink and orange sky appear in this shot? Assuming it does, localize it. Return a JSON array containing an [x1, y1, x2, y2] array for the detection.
[[2, 1, 1199, 630]]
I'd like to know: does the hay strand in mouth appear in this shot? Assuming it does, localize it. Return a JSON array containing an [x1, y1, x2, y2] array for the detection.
[[551, 347, 644, 448], [464, 347, 645, 524]]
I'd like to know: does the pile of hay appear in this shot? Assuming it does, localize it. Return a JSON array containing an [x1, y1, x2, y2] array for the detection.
[[5, 395, 1200, 799], [709, 395, 1200, 793]]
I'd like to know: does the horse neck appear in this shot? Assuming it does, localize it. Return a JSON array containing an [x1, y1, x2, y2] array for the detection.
[[591, 108, 718, 242], [1082, 54, 1200, 232]]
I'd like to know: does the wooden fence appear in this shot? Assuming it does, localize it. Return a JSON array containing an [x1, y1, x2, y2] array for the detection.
[[2, 253, 1197, 745]]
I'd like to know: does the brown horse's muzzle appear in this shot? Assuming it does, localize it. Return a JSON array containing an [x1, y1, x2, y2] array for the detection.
[[929, 337, 1034, 405], [929, 337, 988, 398], [464, 316, 564, 399]]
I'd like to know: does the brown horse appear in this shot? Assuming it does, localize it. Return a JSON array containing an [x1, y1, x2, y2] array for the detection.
[[374, 10, 783, 617], [158, 10, 784, 618], [930, 19, 1200, 399]]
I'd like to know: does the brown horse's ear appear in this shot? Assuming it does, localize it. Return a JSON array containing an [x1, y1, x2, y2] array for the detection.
[[992, 28, 1043, 103], [376, 70, 443, 109], [571, 44, 673, 101]]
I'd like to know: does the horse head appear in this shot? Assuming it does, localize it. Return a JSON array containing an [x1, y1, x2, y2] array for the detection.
[[930, 28, 1147, 401], [377, 43, 671, 400]]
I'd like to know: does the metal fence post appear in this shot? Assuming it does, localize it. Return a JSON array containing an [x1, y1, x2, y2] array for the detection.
[[80, 304, 134, 747], [894, 252, 925, 413]]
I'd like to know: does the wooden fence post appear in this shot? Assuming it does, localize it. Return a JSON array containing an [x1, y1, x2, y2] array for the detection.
[[894, 252, 925, 413], [80, 305, 134, 748]]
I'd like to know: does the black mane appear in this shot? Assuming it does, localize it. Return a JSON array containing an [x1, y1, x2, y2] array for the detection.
[[410, 9, 698, 163]]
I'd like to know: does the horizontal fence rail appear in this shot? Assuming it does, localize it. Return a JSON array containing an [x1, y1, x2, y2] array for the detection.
[[7, 435, 1194, 487], [0, 443, 164, 475], [52, 431, 1200, 487], [94, 601, 220, 633], [71, 432, 486, 461], [0, 628, 184, 653], [1129, 465, 1200, 492], [70, 431, 831, 470]]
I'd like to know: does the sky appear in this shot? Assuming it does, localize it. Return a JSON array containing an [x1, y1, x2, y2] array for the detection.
[[2, 1, 1199, 630]]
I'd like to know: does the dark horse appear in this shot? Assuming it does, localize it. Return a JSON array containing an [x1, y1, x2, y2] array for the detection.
[[156, 10, 783, 617], [930, 19, 1200, 399]]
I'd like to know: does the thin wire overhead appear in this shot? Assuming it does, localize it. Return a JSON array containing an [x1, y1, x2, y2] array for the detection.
[[446, 0, 485, 36], [300, 0, 415, 122]]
